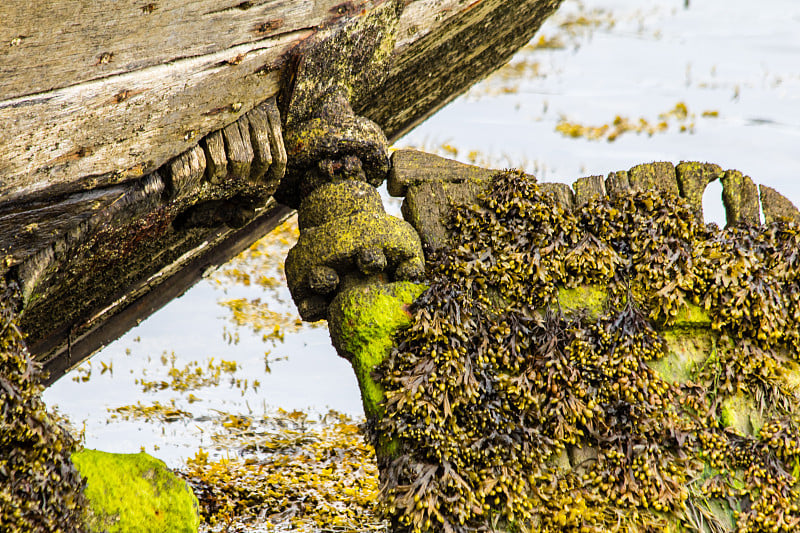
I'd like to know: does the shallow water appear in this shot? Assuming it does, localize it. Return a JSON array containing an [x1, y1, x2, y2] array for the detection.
[[44, 0, 800, 473]]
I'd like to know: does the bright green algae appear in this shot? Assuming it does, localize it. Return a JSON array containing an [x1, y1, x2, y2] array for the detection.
[[371, 171, 800, 532], [73, 449, 199, 533]]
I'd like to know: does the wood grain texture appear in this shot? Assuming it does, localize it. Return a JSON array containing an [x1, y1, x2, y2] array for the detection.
[[222, 118, 255, 181], [0, 31, 302, 201], [0, 1, 561, 207], [0, 0, 375, 101], [201, 130, 228, 184], [246, 106, 274, 183], [364, 0, 564, 141]]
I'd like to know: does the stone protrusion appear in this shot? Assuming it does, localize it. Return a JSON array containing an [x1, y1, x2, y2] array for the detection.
[[760, 184, 800, 224], [278, 93, 390, 208], [72, 449, 200, 533], [286, 179, 425, 322], [357, 248, 388, 275], [387, 149, 502, 197], [721, 170, 760, 226], [675, 161, 723, 220], [572, 175, 606, 207], [628, 161, 679, 196], [395, 257, 425, 282]]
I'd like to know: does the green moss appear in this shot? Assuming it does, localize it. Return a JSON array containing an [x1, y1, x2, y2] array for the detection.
[[671, 302, 711, 327], [557, 285, 606, 318], [72, 449, 200, 533], [719, 393, 763, 436], [648, 329, 714, 384], [328, 281, 427, 422]]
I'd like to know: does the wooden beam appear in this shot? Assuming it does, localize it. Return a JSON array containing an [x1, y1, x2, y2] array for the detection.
[[0, 0, 372, 101]]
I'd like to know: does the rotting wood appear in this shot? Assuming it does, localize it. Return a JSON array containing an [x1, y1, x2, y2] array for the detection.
[[18, 99, 288, 377], [263, 98, 287, 185], [246, 106, 273, 184], [761, 185, 800, 224], [0, 1, 567, 383], [0, 0, 372, 101], [363, 0, 563, 140], [675, 162, 724, 221], [166, 145, 207, 201], [222, 118, 254, 182], [0, 32, 297, 201], [201, 130, 228, 184], [721, 170, 761, 225], [37, 203, 294, 385], [0, 0, 562, 207], [394, 150, 800, 255], [572, 175, 606, 207]]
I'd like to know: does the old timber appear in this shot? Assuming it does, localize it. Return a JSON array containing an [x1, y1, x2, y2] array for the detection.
[[0, 0, 562, 384]]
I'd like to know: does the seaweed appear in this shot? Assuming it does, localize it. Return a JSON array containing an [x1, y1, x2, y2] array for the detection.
[[377, 170, 800, 532]]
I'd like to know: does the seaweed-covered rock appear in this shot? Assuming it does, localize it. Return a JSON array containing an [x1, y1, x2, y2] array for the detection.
[[0, 280, 86, 532], [73, 449, 200, 533], [370, 170, 800, 532]]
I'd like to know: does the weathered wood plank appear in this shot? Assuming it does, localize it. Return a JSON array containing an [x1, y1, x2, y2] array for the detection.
[[0, 32, 302, 201], [201, 130, 228, 184], [263, 99, 288, 184], [0, 0, 373, 101], [166, 145, 207, 200], [365, 0, 563, 140], [0, 1, 560, 209], [223, 118, 255, 182], [246, 106, 273, 183]]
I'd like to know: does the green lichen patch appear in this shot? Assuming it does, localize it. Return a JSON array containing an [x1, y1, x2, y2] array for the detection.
[[556, 285, 606, 318], [0, 280, 87, 532], [376, 170, 800, 532], [73, 448, 200, 533], [328, 281, 427, 422]]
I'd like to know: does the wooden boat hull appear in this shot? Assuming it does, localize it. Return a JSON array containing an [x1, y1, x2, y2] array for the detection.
[[0, 0, 562, 383]]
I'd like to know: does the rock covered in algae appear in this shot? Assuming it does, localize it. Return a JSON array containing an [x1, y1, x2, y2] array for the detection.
[[72, 449, 200, 533], [327, 281, 427, 454], [368, 170, 800, 533], [0, 280, 87, 532]]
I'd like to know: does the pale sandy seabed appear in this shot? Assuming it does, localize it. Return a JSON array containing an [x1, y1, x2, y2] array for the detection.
[[42, 0, 800, 530]]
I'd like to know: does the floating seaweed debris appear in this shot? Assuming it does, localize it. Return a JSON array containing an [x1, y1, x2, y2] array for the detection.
[[377, 170, 800, 532], [179, 409, 385, 532], [556, 102, 719, 142]]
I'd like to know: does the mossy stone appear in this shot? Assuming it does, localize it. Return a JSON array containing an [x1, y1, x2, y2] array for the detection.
[[720, 393, 763, 436], [72, 449, 200, 533], [328, 281, 427, 424], [557, 285, 606, 319]]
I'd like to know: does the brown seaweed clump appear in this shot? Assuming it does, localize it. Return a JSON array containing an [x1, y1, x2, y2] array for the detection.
[[377, 170, 800, 532], [0, 280, 87, 531]]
